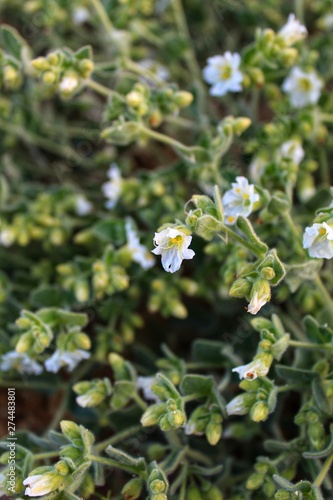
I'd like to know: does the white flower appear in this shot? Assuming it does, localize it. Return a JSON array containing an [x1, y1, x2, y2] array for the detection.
[[0, 351, 43, 375], [222, 176, 259, 225], [72, 6, 90, 25], [102, 163, 123, 209], [202, 52, 243, 96], [249, 155, 268, 183], [23, 473, 63, 497], [125, 220, 154, 270], [280, 139, 304, 165], [0, 227, 15, 247], [247, 292, 268, 315], [137, 376, 160, 401], [278, 13, 307, 46], [232, 356, 271, 380], [44, 349, 90, 373], [75, 195, 93, 216], [59, 74, 79, 94], [322, 14, 333, 30], [152, 227, 195, 273], [139, 59, 169, 81], [303, 222, 333, 259], [282, 67, 323, 108]]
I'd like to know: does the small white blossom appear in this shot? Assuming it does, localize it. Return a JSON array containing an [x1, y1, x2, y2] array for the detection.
[[222, 176, 259, 225], [278, 13, 307, 46], [322, 14, 333, 30], [45, 349, 90, 373], [102, 163, 123, 209], [75, 195, 93, 216], [0, 351, 43, 375], [137, 376, 160, 402], [0, 227, 15, 247], [125, 221, 154, 270], [282, 67, 323, 108], [59, 74, 79, 94], [72, 6, 90, 25], [247, 292, 269, 315], [202, 52, 243, 96], [23, 473, 63, 497], [152, 227, 195, 273], [303, 222, 333, 259], [232, 357, 270, 380], [280, 139, 304, 165]]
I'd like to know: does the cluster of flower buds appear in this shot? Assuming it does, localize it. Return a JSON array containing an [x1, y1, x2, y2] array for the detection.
[[30, 45, 94, 99], [0, 49, 23, 90], [246, 457, 277, 497], [147, 462, 169, 500], [92, 246, 129, 299], [186, 404, 223, 445], [141, 373, 186, 431], [148, 276, 197, 319], [227, 377, 277, 423], [73, 378, 113, 408]]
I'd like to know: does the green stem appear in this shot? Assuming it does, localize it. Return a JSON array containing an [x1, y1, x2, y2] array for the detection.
[[132, 392, 148, 411], [277, 384, 306, 393], [314, 452, 333, 487], [289, 339, 333, 350], [123, 59, 164, 86], [32, 451, 60, 461], [89, 0, 114, 36], [89, 455, 147, 478], [138, 124, 197, 153], [86, 79, 125, 101], [94, 425, 142, 453], [220, 225, 265, 258], [295, 0, 304, 23], [318, 147, 330, 186]]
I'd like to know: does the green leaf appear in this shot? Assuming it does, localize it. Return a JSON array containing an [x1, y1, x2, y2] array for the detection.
[[236, 216, 268, 255], [285, 260, 322, 293], [276, 365, 319, 383], [180, 374, 214, 397], [30, 286, 74, 308], [312, 379, 332, 415], [257, 249, 285, 286], [105, 446, 147, 472], [189, 464, 223, 476], [0, 25, 27, 60], [91, 218, 126, 245], [37, 308, 88, 328], [191, 340, 228, 365], [74, 45, 93, 60]]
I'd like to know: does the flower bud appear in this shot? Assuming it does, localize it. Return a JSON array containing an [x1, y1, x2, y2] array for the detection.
[[54, 461, 69, 476], [15, 332, 34, 353], [279, 48, 298, 67], [232, 117, 252, 136], [173, 91, 193, 108], [150, 480, 167, 493], [73, 332, 91, 350], [204, 485, 223, 500], [78, 59, 94, 78], [31, 57, 49, 71], [229, 278, 252, 298], [60, 420, 81, 441], [260, 267, 275, 280], [187, 485, 202, 500], [141, 403, 167, 427], [206, 420, 222, 446], [250, 401, 269, 422], [149, 109, 163, 128], [43, 71, 57, 85], [121, 477, 143, 499], [246, 473, 264, 490]]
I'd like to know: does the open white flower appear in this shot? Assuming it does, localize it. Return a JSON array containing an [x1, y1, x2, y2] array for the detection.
[[282, 67, 323, 108], [222, 176, 259, 225], [152, 227, 195, 273], [75, 195, 93, 216], [59, 74, 80, 95], [278, 13, 307, 46], [303, 222, 333, 259], [102, 163, 123, 209], [23, 473, 63, 497], [280, 139, 304, 165], [0, 227, 15, 247], [45, 349, 90, 373], [232, 354, 272, 380], [202, 52, 243, 96], [125, 220, 154, 270], [0, 351, 43, 375]]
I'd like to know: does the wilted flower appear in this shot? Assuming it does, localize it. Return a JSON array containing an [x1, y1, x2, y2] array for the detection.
[[280, 139, 304, 165], [222, 176, 259, 225], [303, 222, 333, 259], [278, 13, 307, 46], [23, 473, 64, 497], [202, 52, 243, 96], [152, 227, 195, 273], [137, 376, 160, 401], [247, 279, 271, 315], [0, 351, 43, 375], [282, 67, 322, 108], [75, 195, 93, 216], [232, 353, 273, 380], [102, 163, 123, 209], [125, 220, 154, 270], [45, 349, 90, 373]]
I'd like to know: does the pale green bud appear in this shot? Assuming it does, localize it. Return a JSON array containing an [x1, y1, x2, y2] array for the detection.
[[187, 485, 202, 500], [204, 485, 223, 500], [121, 477, 143, 499], [250, 401, 269, 422], [173, 91, 194, 108], [78, 59, 94, 78], [260, 267, 276, 280], [15, 332, 34, 353], [279, 48, 298, 67], [232, 117, 252, 136], [167, 409, 186, 428], [206, 421, 222, 446], [60, 420, 81, 441], [229, 278, 252, 299], [42, 71, 57, 85], [246, 472, 264, 490], [74, 280, 90, 303], [73, 332, 91, 350], [54, 461, 69, 476], [31, 57, 50, 71], [150, 479, 167, 493], [141, 403, 167, 427]]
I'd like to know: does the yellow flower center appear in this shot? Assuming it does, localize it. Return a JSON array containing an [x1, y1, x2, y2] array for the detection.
[[169, 235, 184, 245], [319, 227, 327, 236], [298, 77, 312, 92], [220, 65, 232, 80]]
